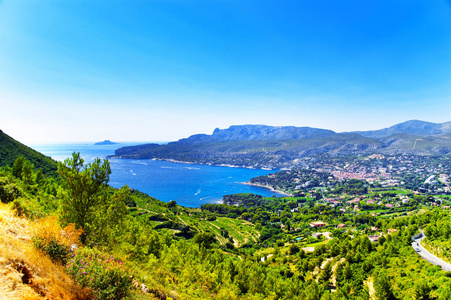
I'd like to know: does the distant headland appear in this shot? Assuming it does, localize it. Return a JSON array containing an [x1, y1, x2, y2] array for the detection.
[[94, 140, 118, 145], [108, 120, 451, 169]]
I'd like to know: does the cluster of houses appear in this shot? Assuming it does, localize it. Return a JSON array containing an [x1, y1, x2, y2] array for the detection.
[[310, 154, 451, 193]]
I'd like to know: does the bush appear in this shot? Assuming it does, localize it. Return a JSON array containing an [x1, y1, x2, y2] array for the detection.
[[206, 215, 217, 221], [33, 237, 70, 265], [289, 244, 300, 255], [68, 248, 132, 300], [0, 177, 21, 203], [12, 198, 45, 219]]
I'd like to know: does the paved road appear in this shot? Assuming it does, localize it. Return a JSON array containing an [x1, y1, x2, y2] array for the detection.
[[412, 233, 451, 272]]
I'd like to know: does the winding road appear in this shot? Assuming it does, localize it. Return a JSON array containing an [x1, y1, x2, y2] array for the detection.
[[412, 233, 451, 272]]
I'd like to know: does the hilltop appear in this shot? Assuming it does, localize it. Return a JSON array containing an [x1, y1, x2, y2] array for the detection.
[[351, 120, 451, 138], [110, 120, 451, 169]]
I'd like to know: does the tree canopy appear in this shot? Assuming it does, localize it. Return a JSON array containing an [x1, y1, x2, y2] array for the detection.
[[58, 153, 112, 234]]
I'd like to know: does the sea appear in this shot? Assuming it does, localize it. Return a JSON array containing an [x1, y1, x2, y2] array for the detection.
[[31, 142, 285, 207]]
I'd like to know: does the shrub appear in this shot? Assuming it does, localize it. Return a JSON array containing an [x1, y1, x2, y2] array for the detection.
[[12, 198, 45, 219], [0, 176, 21, 203], [289, 244, 300, 255], [68, 248, 132, 300], [206, 215, 217, 221], [33, 237, 70, 265]]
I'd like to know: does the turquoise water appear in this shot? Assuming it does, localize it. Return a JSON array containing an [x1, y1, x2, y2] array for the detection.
[[31, 143, 283, 207]]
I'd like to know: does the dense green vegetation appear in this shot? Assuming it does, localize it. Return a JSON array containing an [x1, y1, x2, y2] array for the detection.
[[0, 130, 57, 175], [250, 170, 333, 194], [2, 136, 451, 299]]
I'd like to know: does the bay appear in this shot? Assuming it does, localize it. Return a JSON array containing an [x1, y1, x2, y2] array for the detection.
[[31, 143, 284, 207]]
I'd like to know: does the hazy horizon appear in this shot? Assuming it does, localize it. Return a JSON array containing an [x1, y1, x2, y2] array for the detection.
[[17, 119, 450, 146], [1, 1, 450, 144]]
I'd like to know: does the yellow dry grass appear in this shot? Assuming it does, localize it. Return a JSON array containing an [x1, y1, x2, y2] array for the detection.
[[0, 202, 92, 300], [32, 216, 83, 250]]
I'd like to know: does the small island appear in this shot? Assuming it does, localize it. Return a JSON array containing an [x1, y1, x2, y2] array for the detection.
[[94, 140, 118, 145]]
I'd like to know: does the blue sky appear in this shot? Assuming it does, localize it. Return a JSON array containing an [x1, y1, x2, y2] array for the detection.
[[1, 0, 450, 143]]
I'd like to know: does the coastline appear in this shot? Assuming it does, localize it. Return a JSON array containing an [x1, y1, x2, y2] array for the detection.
[[160, 158, 277, 171], [241, 182, 292, 197], [110, 156, 278, 171]]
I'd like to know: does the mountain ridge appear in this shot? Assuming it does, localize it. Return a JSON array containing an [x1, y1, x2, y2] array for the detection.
[[177, 125, 336, 144], [109, 120, 451, 169], [350, 120, 451, 138]]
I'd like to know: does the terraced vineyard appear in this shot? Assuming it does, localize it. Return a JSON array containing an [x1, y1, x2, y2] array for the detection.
[[180, 215, 260, 247]]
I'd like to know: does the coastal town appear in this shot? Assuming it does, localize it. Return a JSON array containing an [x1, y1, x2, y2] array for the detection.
[[251, 153, 450, 197]]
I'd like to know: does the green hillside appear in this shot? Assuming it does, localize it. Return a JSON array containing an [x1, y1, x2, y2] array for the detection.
[[0, 130, 57, 175], [2, 151, 451, 299], [1, 132, 451, 299]]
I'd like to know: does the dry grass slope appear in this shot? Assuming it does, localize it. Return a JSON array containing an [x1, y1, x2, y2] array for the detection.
[[0, 203, 92, 300]]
